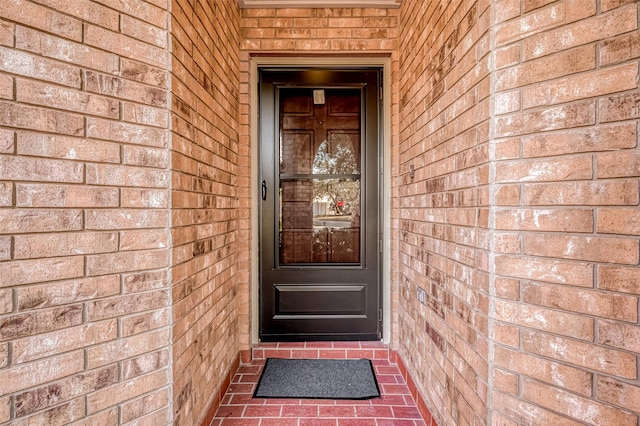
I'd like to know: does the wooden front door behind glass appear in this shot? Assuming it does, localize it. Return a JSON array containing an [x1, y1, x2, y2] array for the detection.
[[279, 88, 361, 265], [260, 69, 381, 341]]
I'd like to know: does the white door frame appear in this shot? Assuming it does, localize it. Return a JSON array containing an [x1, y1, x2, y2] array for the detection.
[[249, 56, 392, 344]]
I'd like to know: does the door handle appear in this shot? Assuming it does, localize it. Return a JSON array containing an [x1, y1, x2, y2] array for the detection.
[[261, 180, 267, 200]]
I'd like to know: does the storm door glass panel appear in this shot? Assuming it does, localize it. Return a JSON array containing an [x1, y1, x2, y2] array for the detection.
[[278, 88, 362, 265]]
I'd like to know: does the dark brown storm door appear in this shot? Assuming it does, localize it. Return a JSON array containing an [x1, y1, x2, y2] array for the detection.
[[259, 69, 382, 341]]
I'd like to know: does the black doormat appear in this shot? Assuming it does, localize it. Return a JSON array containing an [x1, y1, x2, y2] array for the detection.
[[253, 358, 380, 400]]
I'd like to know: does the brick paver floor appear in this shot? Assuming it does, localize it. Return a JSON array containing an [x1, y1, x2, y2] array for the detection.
[[210, 342, 427, 426]]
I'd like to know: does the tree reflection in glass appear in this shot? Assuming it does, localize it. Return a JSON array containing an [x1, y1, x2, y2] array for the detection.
[[308, 132, 361, 263], [278, 89, 362, 265]]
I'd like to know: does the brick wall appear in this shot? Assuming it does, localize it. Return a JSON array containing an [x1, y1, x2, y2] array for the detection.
[[240, 7, 398, 51], [0, 0, 172, 424], [491, 1, 640, 424], [170, 1, 242, 425], [397, 0, 640, 425], [396, 1, 492, 425]]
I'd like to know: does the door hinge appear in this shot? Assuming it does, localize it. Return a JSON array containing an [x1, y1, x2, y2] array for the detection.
[[379, 85, 383, 100], [378, 309, 383, 321]]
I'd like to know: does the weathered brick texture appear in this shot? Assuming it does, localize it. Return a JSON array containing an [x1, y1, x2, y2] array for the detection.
[[171, 1, 242, 425], [0, 0, 172, 424], [491, 1, 640, 425], [396, 1, 492, 425], [240, 7, 399, 52], [397, 0, 640, 425]]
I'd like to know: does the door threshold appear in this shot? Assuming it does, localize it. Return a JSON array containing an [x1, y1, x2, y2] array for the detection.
[[251, 341, 389, 361], [259, 334, 380, 342]]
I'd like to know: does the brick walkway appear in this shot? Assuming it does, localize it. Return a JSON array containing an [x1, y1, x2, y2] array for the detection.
[[210, 342, 427, 426]]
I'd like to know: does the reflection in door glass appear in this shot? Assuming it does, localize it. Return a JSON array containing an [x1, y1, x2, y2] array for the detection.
[[278, 87, 362, 266], [312, 132, 360, 175], [280, 179, 360, 264]]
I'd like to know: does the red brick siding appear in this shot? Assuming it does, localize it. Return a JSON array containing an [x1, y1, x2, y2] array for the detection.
[[240, 7, 399, 51], [491, 1, 640, 424], [170, 1, 242, 425], [0, 0, 172, 424], [396, 1, 492, 425]]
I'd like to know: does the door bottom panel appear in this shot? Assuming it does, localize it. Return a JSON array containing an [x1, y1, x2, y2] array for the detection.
[[274, 284, 367, 316]]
